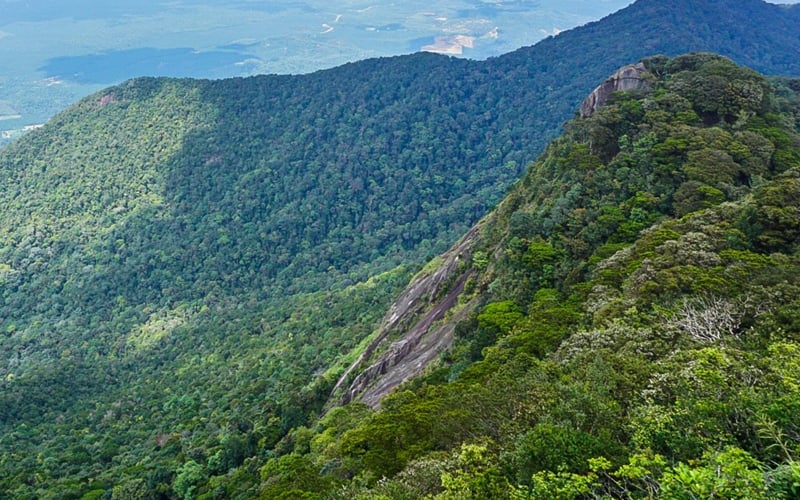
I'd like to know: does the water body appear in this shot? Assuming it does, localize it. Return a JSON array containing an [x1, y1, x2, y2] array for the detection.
[[459, 0, 543, 17], [39, 48, 258, 84]]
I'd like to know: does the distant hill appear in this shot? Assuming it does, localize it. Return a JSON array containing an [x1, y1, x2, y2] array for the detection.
[[0, 0, 637, 146], [1, 0, 800, 496], [488, 0, 800, 155]]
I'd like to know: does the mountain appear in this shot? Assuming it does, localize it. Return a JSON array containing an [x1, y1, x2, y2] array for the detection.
[[485, 0, 800, 154], [509, 0, 800, 77], [271, 53, 800, 499], [1, 0, 800, 497], [1, 0, 640, 145]]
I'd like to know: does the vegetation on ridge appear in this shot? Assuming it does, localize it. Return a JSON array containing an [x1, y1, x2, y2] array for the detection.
[[241, 54, 800, 499]]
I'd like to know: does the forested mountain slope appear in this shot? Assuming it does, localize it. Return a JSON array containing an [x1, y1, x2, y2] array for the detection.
[[0, 0, 799, 497], [269, 53, 800, 499]]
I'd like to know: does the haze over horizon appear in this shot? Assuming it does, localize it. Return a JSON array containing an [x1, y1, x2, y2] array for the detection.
[[0, 0, 797, 145]]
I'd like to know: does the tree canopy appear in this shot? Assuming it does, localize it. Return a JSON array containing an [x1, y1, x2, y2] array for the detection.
[[1, 0, 800, 495]]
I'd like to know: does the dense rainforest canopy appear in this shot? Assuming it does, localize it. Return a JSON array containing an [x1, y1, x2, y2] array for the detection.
[[252, 53, 800, 500], [0, 0, 799, 497]]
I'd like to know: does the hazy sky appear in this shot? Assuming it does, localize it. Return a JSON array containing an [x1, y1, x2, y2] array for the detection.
[[2, 0, 798, 80]]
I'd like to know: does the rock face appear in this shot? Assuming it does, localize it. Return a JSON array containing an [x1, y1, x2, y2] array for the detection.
[[329, 222, 483, 409], [329, 61, 653, 410], [580, 62, 650, 117]]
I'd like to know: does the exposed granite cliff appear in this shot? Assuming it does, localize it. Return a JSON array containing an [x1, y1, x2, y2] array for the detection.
[[330, 62, 655, 409], [580, 62, 651, 117], [329, 222, 482, 409]]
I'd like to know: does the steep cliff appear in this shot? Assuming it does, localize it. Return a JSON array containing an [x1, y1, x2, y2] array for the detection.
[[331, 223, 483, 408], [579, 62, 652, 117], [334, 61, 655, 408]]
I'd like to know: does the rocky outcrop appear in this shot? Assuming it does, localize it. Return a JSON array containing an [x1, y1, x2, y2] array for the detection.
[[329, 62, 652, 410], [330, 222, 483, 408], [580, 62, 651, 117]]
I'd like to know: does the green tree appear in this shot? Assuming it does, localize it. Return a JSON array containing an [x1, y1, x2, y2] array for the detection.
[[660, 447, 768, 500], [174, 459, 206, 500]]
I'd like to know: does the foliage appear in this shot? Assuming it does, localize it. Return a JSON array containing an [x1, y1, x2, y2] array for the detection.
[[1, 0, 800, 494], [234, 54, 800, 499]]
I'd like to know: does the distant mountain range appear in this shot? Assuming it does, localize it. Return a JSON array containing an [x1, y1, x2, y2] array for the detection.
[[1, 0, 640, 145], [1, 0, 799, 496]]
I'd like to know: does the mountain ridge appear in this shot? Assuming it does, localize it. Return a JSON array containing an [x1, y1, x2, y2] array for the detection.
[[299, 53, 800, 499]]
